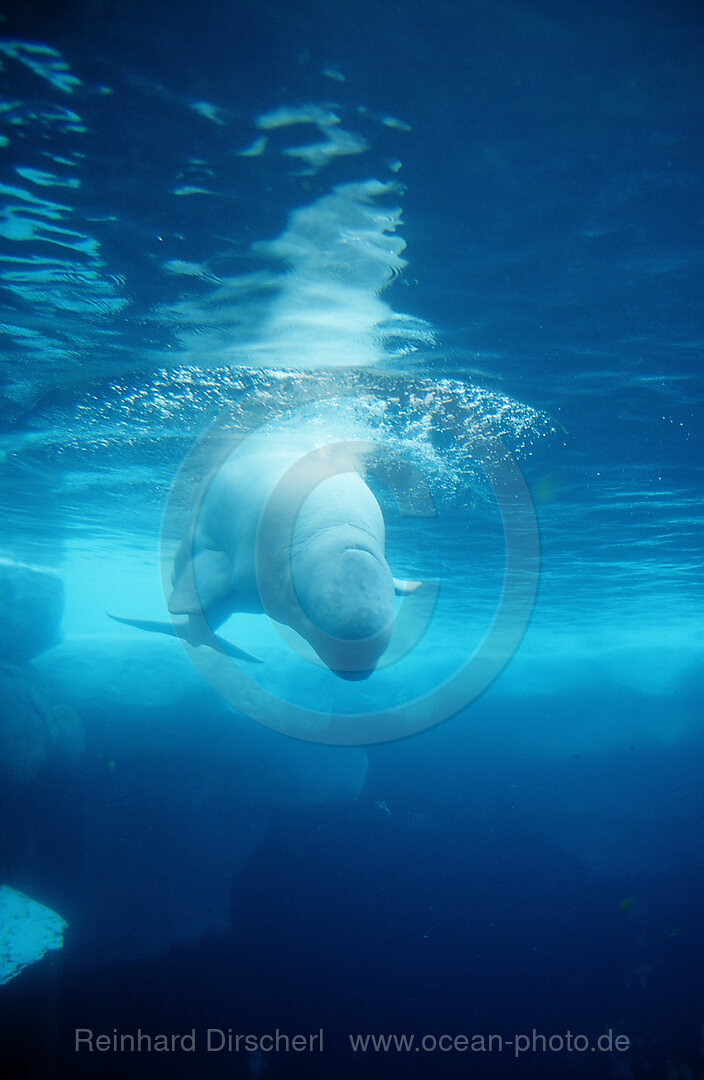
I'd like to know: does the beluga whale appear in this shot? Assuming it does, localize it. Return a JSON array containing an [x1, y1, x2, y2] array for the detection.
[[111, 430, 419, 680]]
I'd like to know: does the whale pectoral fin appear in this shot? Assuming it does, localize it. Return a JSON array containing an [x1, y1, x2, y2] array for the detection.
[[107, 613, 263, 664], [212, 634, 264, 664], [393, 578, 422, 596], [169, 549, 233, 615], [108, 613, 182, 637]]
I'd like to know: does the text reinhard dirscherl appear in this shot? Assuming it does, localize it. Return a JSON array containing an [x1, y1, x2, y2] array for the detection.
[[74, 1028, 630, 1058], [74, 1029, 323, 1054]]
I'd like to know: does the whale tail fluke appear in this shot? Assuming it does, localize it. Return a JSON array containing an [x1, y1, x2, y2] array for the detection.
[[107, 613, 263, 664]]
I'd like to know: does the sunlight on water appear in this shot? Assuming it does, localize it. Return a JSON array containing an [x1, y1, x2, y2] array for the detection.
[[159, 178, 435, 369]]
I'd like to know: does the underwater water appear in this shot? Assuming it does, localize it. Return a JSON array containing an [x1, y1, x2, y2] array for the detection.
[[1, 0, 703, 1076]]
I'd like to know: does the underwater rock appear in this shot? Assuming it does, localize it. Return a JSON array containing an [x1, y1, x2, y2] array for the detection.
[[34, 633, 204, 709], [33, 636, 369, 799], [0, 885, 67, 985], [0, 559, 64, 662], [0, 663, 84, 786], [71, 729, 369, 967], [34, 634, 369, 967]]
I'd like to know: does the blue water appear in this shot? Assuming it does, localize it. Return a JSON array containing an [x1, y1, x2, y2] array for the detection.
[[1, 0, 703, 1076]]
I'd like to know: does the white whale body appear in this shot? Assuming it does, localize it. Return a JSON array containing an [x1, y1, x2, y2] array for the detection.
[[112, 433, 419, 680]]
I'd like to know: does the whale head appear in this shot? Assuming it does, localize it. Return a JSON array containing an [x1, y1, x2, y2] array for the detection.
[[293, 544, 396, 679]]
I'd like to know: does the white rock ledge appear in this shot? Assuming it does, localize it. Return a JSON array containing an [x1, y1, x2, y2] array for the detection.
[[0, 884, 67, 985]]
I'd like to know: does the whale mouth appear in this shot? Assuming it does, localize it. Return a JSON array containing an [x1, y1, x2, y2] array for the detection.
[[334, 668, 375, 681]]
